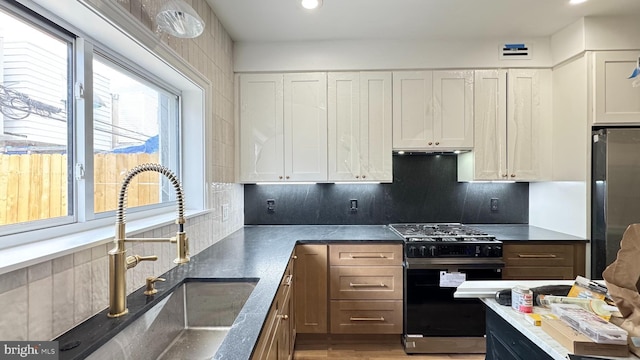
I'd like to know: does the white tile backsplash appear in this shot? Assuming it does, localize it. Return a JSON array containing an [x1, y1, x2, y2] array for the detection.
[[52, 268, 74, 337], [0, 286, 28, 340], [74, 262, 93, 323], [0, 268, 27, 293], [28, 277, 53, 340]]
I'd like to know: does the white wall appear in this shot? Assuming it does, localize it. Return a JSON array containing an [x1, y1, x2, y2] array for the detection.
[[551, 18, 586, 66], [551, 16, 640, 66], [585, 16, 640, 51], [234, 37, 552, 72], [529, 182, 587, 238]]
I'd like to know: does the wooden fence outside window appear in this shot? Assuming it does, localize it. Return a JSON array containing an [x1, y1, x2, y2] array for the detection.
[[0, 152, 160, 226]]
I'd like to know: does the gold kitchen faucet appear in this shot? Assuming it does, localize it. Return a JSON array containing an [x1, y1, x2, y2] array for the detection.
[[107, 163, 189, 318]]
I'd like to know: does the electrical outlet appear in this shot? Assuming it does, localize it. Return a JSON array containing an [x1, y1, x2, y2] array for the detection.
[[490, 198, 499, 212], [267, 199, 276, 213], [222, 204, 229, 222], [350, 199, 358, 213]]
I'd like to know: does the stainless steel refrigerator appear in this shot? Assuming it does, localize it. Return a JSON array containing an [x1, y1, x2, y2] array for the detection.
[[592, 128, 640, 279]]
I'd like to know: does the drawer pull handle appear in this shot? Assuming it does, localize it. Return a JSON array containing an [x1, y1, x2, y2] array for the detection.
[[350, 317, 385, 322], [350, 254, 387, 259], [517, 254, 557, 258], [349, 282, 387, 288], [284, 275, 293, 286]]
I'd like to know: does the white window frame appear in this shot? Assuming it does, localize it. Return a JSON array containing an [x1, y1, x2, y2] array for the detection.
[[0, 0, 209, 272]]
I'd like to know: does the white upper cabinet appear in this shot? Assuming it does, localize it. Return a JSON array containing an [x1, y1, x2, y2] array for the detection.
[[392, 70, 473, 151], [467, 69, 508, 180], [328, 72, 360, 181], [458, 69, 552, 182], [592, 51, 640, 124], [507, 69, 552, 181], [432, 70, 474, 149], [238, 74, 284, 182], [238, 73, 327, 183], [360, 72, 392, 181], [283, 73, 328, 182], [328, 72, 392, 182], [392, 71, 433, 149]]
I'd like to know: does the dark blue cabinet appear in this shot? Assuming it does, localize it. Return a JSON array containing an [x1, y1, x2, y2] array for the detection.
[[485, 306, 553, 360]]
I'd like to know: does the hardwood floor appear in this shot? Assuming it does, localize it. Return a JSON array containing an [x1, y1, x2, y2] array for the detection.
[[294, 337, 485, 360]]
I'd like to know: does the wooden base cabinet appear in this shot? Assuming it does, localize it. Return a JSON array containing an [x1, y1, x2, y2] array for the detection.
[[293, 243, 403, 338], [295, 244, 328, 334], [328, 244, 403, 335], [502, 242, 586, 280], [253, 252, 296, 360]]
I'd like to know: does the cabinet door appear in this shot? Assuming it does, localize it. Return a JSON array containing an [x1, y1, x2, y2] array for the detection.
[[593, 51, 640, 124], [507, 69, 551, 181], [433, 70, 474, 149], [295, 244, 328, 333], [239, 74, 284, 182], [360, 72, 392, 181], [392, 71, 433, 149], [328, 72, 361, 181], [472, 70, 507, 180], [283, 73, 328, 182]]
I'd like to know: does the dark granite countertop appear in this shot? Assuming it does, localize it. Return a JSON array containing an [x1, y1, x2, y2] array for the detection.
[[468, 224, 588, 242], [54, 223, 586, 360], [55, 225, 402, 360]]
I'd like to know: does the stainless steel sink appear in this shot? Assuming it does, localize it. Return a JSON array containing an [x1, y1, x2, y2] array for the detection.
[[87, 280, 257, 360]]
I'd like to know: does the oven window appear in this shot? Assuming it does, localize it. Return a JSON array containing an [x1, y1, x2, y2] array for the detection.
[[405, 268, 502, 337]]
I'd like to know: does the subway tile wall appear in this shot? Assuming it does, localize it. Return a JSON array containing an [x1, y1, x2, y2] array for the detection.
[[0, 1, 243, 341]]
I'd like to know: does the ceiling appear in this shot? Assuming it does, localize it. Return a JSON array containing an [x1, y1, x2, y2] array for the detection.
[[204, 0, 640, 43]]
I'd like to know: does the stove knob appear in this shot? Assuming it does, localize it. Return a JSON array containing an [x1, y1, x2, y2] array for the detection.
[[419, 246, 427, 257], [429, 245, 437, 257], [481, 246, 492, 257], [407, 246, 418, 257]]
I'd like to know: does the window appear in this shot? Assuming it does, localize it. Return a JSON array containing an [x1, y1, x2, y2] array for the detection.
[[0, 6, 72, 228], [92, 55, 180, 214], [0, 2, 184, 238]]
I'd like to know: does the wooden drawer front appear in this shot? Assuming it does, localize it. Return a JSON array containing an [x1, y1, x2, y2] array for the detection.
[[330, 266, 402, 300], [329, 244, 402, 266], [330, 300, 402, 334], [503, 244, 574, 267], [503, 266, 575, 280]]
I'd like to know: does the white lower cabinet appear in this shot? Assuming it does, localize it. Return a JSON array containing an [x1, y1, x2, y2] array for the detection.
[[458, 69, 552, 182]]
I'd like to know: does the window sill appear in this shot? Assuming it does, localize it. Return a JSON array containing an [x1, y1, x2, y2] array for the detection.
[[0, 209, 210, 276]]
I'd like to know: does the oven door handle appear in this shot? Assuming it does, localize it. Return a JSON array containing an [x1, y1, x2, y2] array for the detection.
[[404, 258, 504, 270]]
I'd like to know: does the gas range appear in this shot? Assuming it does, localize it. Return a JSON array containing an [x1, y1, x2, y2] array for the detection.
[[389, 223, 502, 258], [394, 223, 504, 354]]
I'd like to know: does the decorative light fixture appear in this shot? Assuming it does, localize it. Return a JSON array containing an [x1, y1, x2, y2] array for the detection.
[[569, 0, 588, 4], [301, 0, 323, 10], [156, 0, 205, 38]]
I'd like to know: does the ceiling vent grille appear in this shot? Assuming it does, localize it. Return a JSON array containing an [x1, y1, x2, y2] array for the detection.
[[500, 43, 532, 60]]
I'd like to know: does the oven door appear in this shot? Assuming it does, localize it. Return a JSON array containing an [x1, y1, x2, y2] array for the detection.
[[404, 258, 503, 337]]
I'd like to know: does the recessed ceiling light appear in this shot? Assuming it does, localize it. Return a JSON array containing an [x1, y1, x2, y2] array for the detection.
[[301, 0, 322, 10], [569, 0, 588, 4]]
